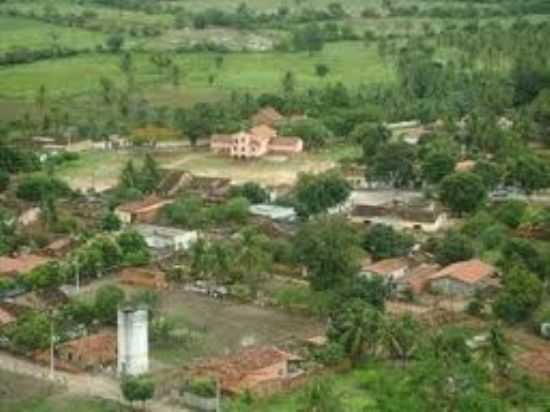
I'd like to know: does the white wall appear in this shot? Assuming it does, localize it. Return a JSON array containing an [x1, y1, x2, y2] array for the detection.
[[118, 309, 149, 376]]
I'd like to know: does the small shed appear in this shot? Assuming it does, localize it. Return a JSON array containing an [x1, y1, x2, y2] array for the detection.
[[429, 259, 498, 297], [115, 196, 173, 224], [57, 334, 116, 371], [250, 204, 297, 222], [134, 224, 198, 251], [360, 258, 412, 281]]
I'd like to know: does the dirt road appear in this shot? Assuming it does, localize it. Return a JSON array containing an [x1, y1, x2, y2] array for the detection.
[[0, 351, 186, 412]]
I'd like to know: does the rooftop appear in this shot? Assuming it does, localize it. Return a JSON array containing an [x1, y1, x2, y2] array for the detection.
[[0, 255, 51, 276], [251, 107, 283, 126], [363, 258, 411, 275], [250, 204, 297, 221], [134, 223, 197, 238], [116, 196, 172, 214], [250, 125, 277, 141], [400, 264, 441, 293], [194, 346, 292, 391], [430, 259, 497, 285], [59, 334, 116, 363], [44, 237, 72, 252], [350, 190, 423, 207], [269, 137, 303, 147]]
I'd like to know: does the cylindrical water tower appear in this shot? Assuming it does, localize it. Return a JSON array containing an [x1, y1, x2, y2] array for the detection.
[[117, 306, 149, 376]]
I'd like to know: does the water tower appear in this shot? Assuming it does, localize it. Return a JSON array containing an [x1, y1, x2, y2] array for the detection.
[[117, 306, 149, 376]]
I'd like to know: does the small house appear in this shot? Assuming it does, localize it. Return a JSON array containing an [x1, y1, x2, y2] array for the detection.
[[119, 268, 168, 290], [350, 197, 448, 233], [134, 224, 198, 252], [11, 287, 69, 310], [360, 258, 411, 281], [397, 263, 441, 295], [428, 259, 498, 297], [249, 204, 297, 222], [210, 123, 303, 160], [43, 237, 73, 258], [56, 334, 116, 371], [115, 196, 173, 225], [0, 255, 51, 279], [192, 346, 298, 395]]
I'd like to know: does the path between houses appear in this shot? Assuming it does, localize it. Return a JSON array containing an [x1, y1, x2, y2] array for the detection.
[[0, 350, 187, 412]]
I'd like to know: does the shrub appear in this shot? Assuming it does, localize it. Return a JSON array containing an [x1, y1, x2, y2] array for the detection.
[[494, 200, 527, 229], [0, 169, 9, 192], [184, 378, 217, 398], [16, 175, 72, 202]]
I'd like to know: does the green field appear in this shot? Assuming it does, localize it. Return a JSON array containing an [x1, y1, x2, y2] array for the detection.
[[0, 16, 106, 53], [0, 0, 546, 123], [0, 41, 392, 104]]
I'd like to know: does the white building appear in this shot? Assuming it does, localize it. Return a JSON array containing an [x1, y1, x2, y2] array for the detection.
[[133, 224, 198, 251], [117, 307, 149, 376], [249, 204, 297, 222]]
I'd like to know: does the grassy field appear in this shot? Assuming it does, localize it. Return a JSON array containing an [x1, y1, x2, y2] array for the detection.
[[0, 16, 106, 53], [0, 370, 125, 412], [0, 41, 392, 103], [0, 0, 174, 34]]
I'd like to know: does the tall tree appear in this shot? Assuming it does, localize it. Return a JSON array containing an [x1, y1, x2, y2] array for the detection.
[[295, 216, 360, 291], [439, 172, 487, 216], [328, 299, 382, 365]]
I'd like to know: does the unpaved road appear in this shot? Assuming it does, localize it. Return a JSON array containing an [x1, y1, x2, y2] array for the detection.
[[0, 351, 186, 412]]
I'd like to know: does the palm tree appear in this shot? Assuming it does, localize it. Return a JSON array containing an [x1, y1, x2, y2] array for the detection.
[[328, 299, 382, 366], [382, 315, 421, 365], [235, 228, 271, 298]]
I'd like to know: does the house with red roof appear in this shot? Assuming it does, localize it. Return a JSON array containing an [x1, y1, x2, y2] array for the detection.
[[192, 346, 299, 395], [114, 195, 173, 224], [0, 255, 51, 279], [360, 258, 412, 281], [210, 123, 303, 160], [428, 259, 499, 296]]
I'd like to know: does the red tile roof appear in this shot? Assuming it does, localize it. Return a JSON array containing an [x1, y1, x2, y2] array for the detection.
[[194, 346, 292, 392], [119, 268, 168, 289], [0, 255, 51, 277], [116, 196, 172, 214], [430, 259, 496, 285], [401, 264, 441, 293], [363, 258, 410, 276], [58, 334, 116, 365]]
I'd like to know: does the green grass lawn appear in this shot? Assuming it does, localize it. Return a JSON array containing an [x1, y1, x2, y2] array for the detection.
[[0, 0, 174, 34], [0, 16, 106, 53], [0, 41, 393, 103], [228, 366, 382, 411]]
